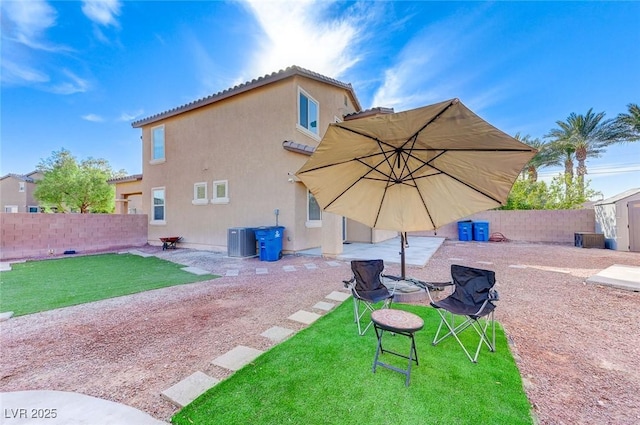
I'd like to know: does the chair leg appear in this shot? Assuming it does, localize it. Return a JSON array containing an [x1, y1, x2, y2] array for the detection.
[[432, 310, 493, 363]]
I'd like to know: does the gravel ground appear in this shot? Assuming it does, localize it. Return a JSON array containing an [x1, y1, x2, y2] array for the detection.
[[1, 240, 639, 424]]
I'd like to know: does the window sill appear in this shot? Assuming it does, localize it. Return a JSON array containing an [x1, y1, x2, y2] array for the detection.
[[211, 198, 229, 204], [296, 125, 321, 141], [150, 220, 166, 225], [149, 158, 166, 165], [192, 200, 208, 205], [306, 220, 322, 228]]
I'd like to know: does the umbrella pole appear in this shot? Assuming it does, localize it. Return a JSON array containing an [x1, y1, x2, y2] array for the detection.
[[400, 233, 406, 279]]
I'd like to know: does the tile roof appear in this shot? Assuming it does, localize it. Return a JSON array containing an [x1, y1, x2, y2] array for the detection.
[[282, 141, 316, 156], [107, 174, 143, 184], [131, 65, 362, 128], [344, 107, 394, 121], [0, 173, 36, 182]]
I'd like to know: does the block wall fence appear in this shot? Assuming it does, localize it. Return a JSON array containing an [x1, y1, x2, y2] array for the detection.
[[1, 213, 148, 261], [411, 209, 596, 243], [1, 209, 596, 261]]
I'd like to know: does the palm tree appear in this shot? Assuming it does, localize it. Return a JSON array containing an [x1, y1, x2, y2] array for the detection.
[[514, 133, 555, 182], [545, 108, 623, 196], [614, 103, 640, 141]]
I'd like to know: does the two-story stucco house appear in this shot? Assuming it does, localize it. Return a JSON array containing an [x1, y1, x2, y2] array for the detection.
[[0, 171, 43, 213], [131, 66, 396, 254]]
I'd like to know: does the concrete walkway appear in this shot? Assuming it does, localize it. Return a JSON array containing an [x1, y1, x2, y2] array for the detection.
[[0, 390, 167, 424]]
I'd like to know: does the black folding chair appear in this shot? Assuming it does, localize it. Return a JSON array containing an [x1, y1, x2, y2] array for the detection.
[[343, 259, 396, 335], [426, 264, 499, 362]]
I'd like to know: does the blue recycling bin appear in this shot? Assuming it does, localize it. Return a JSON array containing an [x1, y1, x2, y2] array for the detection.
[[255, 226, 285, 261], [473, 221, 490, 242], [457, 221, 473, 241]]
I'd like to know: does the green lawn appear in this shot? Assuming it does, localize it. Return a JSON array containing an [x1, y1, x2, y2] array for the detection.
[[0, 253, 218, 316], [174, 302, 533, 425]]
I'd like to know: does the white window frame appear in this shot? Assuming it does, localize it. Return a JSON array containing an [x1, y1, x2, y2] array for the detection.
[[151, 187, 166, 224], [19, 182, 25, 192], [192, 182, 208, 205], [297, 87, 320, 139], [4, 205, 18, 213], [150, 124, 165, 164], [306, 190, 322, 228], [211, 180, 229, 204]]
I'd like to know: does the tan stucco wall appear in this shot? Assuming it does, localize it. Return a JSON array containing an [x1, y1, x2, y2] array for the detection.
[[139, 75, 357, 252], [114, 180, 143, 214]]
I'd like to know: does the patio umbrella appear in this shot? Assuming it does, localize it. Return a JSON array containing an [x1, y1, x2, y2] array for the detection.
[[296, 98, 536, 278]]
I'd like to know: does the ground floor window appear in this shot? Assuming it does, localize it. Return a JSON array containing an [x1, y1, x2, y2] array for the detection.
[[152, 187, 166, 223], [212, 180, 229, 204], [306, 191, 322, 227]]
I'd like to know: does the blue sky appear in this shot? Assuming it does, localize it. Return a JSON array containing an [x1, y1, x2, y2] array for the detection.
[[1, 0, 639, 199]]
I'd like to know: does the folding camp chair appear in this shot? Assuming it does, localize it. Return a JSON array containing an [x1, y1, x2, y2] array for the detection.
[[426, 264, 499, 363], [343, 259, 396, 336]]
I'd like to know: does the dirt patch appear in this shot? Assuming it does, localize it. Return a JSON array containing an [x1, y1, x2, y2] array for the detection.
[[1, 242, 639, 424]]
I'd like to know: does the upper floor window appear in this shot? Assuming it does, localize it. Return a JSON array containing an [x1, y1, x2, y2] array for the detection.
[[19, 182, 25, 192], [212, 180, 229, 204], [151, 125, 165, 162], [193, 182, 208, 205], [152, 187, 166, 223], [4, 205, 18, 213], [298, 88, 319, 137]]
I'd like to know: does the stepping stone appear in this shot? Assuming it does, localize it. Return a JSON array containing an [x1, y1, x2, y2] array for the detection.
[[181, 266, 210, 275], [326, 261, 342, 267], [448, 258, 464, 261], [161, 371, 219, 407], [283, 265, 296, 272], [0, 312, 14, 321], [128, 250, 153, 258], [261, 326, 295, 342], [476, 261, 494, 265], [0, 263, 11, 272], [288, 310, 321, 325], [225, 269, 239, 276], [304, 263, 318, 270], [256, 268, 269, 275], [326, 291, 350, 302], [211, 346, 264, 371], [313, 301, 335, 311], [509, 264, 527, 269]]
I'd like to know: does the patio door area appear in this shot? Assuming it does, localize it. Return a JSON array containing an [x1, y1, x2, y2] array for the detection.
[[629, 200, 640, 252]]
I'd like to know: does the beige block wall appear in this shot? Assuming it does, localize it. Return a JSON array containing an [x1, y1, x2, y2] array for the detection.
[[0, 213, 148, 260], [412, 209, 596, 244]]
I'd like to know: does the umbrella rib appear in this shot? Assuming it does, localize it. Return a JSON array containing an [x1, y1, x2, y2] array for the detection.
[[399, 99, 458, 150]]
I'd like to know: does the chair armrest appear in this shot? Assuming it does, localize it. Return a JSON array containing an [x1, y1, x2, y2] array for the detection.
[[343, 278, 354, 289], [489, 289, 499, 301]]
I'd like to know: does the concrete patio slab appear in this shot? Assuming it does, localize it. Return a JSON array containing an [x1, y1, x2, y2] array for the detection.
[[211, 345, 264, 371], [0, 390, 167, 424], [586, 264, 640, 292], [260, 326, 295, 342], [0, 311, 14, 321], [0, 262, 12, 272], [326, 291, 350, 302], [225, 269, 239, 276], [326, 261, 342, 267], [181, 266, 210, 275], [160, 371, 219, 408], [288, 310, 321, 325], [312, 301, 335, 311]]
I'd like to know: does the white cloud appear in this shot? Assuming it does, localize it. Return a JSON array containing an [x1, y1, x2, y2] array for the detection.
[[1, 60, 49, 85], [118, 110, 144, 122], [81, 0, 122, 27], [0, 0, 69, 51], [82, 114, 105, 122], [50, 70, 90, 95], [240, 0, 376, 80]]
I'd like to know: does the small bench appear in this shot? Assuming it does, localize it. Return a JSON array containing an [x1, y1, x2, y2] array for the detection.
[[371, 309, 424, 386], [160, 237, 182, 250]]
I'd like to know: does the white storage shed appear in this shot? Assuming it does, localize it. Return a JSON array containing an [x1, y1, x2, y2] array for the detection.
[[594, 188, 640, 251]]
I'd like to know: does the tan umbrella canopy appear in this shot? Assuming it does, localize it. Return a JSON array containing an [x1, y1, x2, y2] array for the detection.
[[296, 98, 536, 277]]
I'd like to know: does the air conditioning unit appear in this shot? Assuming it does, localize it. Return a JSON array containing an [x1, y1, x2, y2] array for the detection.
[[228, 227, 257, 257]]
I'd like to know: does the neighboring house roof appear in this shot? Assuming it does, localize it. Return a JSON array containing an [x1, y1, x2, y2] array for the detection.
[[107, 174, 143, 184], [131, 65, 362, 128], [344, 107, 394, 121], [0, 173, 36, 183], [595, 188, 640, 206]]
